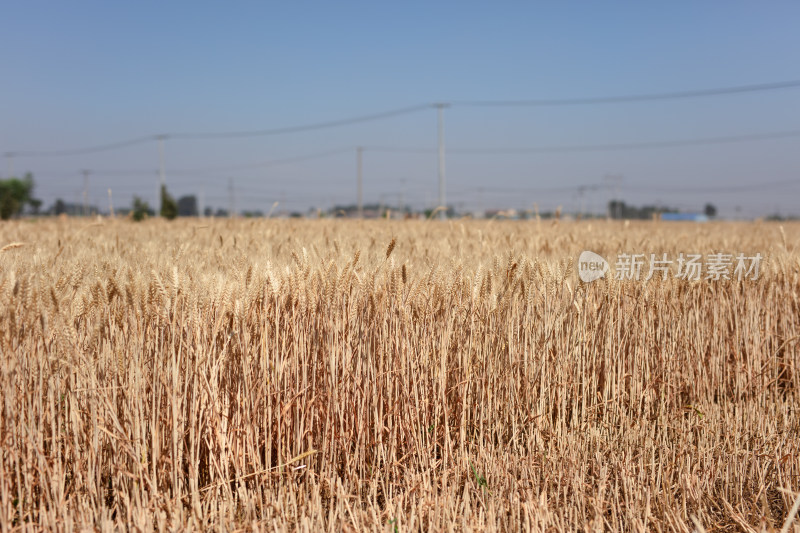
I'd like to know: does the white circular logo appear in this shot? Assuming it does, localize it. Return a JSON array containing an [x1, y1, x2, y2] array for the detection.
[[577, 251, 609, 282]]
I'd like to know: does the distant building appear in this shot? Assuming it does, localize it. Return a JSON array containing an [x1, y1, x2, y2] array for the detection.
[[177, 195, 198, 217], [660, 213, 708, 222], [484, 209, 519, 220], [47, 200, 99, 216]]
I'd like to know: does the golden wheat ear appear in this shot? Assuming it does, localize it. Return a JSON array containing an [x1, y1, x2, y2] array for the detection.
[[1, 217, 794, 531]]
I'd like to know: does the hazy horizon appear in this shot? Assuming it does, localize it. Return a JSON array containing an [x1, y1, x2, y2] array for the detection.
[[3, 2, 800, 218]]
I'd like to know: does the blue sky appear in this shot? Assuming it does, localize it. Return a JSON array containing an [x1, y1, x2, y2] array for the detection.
[[2, 1, 800, 216]]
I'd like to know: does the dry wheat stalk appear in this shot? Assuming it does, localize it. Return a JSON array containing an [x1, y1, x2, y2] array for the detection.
[[0, 242, 27, 251], [0, 218, 796, 531]]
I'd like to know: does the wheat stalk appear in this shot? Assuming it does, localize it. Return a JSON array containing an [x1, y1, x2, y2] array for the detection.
[[1, 242, 26, 251], [0, 217, 796, 532]]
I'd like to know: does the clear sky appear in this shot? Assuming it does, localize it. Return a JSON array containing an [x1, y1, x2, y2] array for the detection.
[[2, 1, 800, 217]]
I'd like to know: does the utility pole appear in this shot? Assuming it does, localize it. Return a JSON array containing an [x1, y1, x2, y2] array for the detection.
[[435, 103, 449, 219], [604, 174, 624, 220], [81, 169, 90, 216], [400, 178, 406, 216], [157, 135, 167, 215], [228, 178, 235, 218], [5, 152, 14, 178], [578, 184, 605, 219], [356, 146, 363, 218], [108, 189, 115, 217], [199, 183, 205, 217]]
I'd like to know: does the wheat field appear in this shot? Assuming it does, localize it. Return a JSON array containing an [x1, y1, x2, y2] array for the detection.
[[0, 218, 798, 532]]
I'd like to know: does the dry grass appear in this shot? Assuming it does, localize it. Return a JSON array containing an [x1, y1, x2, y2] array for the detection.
[[0, 217, 798, 532]]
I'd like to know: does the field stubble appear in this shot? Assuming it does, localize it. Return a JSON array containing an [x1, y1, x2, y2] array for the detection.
[[0, 218, 798, 531]]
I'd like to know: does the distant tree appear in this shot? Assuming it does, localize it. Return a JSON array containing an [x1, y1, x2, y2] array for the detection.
[[160, 185, 178, 220], [423, 206, 455, 219], [29, 198, 42, 215], [53, 198, 67, 215], [131, 196, 151, 222], [608, 199, 679, 220], [704, 203, 717, 218], [177, 195, 198, 217], [0, 173, 39, 220], [608, 200, 625, 220]]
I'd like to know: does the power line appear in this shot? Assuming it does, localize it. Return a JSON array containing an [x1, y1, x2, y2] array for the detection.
[[6, 78, 800, 157], [27, 126, 800, 187], [167, 105, 432, 140], [70, 127, 800, 180], [82, 169, 158, 176], [623, 178, 800, 194], [362, 146, 435, 154], [365, 129, 800, 155], [202, 193, 343, 204], [450, 186, 576, 196], [28, 126, 800, 196], [48, 149, 353, 183], [2, 106, 429, 158], [5, 135, 158, 157], [453, 79, 800, 107], [168, 148, 353, 175], [450, 179, 800, 196]]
